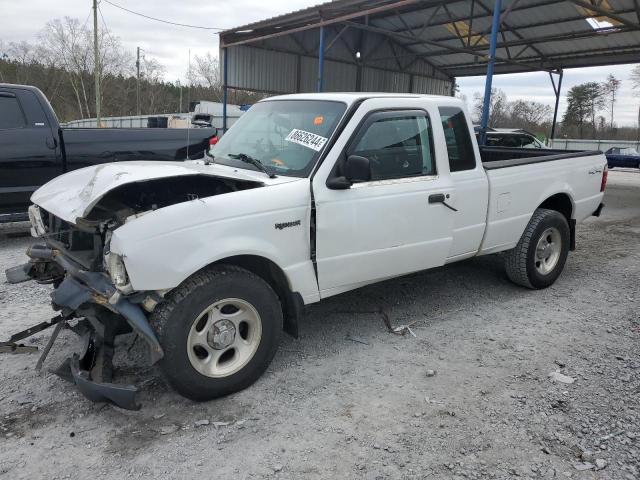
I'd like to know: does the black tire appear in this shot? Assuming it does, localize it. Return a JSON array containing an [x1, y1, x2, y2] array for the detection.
[[151, 265, 283, 401], [504, 208, 570, 289]]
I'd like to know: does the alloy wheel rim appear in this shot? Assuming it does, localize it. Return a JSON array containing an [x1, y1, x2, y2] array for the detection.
[[534, 227, 561, 275], [187, 298, 262, 378]]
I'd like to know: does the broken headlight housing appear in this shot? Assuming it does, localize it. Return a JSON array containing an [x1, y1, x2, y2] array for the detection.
[[106, 253, 129, 288], [28, 205, 47, 237]]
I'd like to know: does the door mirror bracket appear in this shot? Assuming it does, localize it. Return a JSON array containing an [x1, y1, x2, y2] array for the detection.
[[326, 176, 351, 189]]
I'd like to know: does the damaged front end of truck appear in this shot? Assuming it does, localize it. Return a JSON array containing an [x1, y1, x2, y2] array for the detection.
[[4, 162, 264, 410], [6, 206, 163, 410]]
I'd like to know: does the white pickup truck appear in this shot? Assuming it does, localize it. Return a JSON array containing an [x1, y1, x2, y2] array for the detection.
[[6, 93, 606, 409]]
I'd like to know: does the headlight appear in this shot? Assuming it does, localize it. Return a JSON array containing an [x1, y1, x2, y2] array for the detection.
[[107, 253, 129, 287]]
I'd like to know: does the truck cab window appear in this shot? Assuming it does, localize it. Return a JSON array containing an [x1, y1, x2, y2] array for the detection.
[[439, 107, 475, 172], [497, 135, 520, 148], [519, 135, 540, 148], [0, 96, 27, 129], [351, 114, 435, 181]]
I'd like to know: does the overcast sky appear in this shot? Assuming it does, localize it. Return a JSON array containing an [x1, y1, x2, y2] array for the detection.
[[1, 0, 638, 126]]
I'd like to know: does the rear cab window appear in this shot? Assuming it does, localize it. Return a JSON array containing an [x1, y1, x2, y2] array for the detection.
[[0, 94, 27, 129], [439, 107, 476, 172]]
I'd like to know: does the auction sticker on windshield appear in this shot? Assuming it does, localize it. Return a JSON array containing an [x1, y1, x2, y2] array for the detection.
[[285, 129, 328, 152]]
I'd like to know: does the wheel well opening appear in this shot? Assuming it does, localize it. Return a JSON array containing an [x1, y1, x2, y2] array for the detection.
[[538, 193, 573, 222], [538, 193, 576, 250], [213, 255, 301, 337]]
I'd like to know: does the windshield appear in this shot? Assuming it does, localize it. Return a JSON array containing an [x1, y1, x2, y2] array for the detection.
[[211, 100, 347, 177]]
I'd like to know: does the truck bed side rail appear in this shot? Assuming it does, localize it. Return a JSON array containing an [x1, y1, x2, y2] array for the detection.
[[481, 147, 603, 170]]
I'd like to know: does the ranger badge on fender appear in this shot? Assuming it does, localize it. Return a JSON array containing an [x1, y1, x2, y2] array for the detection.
[[275, 220, 301, 230]]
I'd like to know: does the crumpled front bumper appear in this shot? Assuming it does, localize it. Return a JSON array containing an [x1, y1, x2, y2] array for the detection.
[[6, 244, 164, 410], [68, 354, 140, 411]]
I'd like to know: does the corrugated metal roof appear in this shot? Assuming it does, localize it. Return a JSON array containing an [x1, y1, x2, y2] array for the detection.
[[219, 0, 640, 93]]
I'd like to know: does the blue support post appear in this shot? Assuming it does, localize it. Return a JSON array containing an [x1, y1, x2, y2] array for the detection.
[[550, 70, 563, 140], [222, 47, 228, 133], [479, 0, 502, 145], [317, 25, 325, 92]]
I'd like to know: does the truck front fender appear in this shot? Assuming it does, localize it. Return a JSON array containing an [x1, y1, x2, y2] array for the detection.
[[108, 180, 319, 302]]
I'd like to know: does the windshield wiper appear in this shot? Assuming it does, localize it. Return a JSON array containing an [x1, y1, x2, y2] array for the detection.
[[228, 153, 277, 178]]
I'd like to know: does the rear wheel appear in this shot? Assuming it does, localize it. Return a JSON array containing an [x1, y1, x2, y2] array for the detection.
[[505, 208, 570, 289], [152, 265, 282, 401]]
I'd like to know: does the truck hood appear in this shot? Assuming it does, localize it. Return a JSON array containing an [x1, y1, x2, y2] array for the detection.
[[31, 160, 301, 224]]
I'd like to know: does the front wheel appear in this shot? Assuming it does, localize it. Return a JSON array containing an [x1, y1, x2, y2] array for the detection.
[[151, 265, 283, 401], [505, 208, 570, 289]]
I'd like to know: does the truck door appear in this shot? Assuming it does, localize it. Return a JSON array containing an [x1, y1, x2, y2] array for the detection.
[[439, 106, 489, 260], [312, 103, 455, 297], [0, 88, 62, 218]]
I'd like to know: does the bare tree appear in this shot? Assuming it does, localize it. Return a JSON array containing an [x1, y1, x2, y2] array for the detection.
[[37, 16, 131, 119], [0, 41, 5, 82], [631, 65, 640, 95], [140, 57, 167, 113], [2, 41, 37, 85], [38, 17, 92, 118], [601, 74, 621, 129], [584, 82, 606, 136], [189, 52, 222, 101], [473, 88, 508, 126], [509, 99, 552, 130]]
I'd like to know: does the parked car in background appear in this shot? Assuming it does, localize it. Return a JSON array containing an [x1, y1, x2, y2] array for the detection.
[[0, 83, 218, 222], [605, 147, 640, 169], [188, 100, 246, 129], [475, 127, 548, 149], [7, 92, 606, 409]]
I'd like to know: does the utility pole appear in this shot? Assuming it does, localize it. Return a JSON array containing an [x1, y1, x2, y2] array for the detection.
[[136, 47, 141, 116], [177, 80, 182, 113], [93, 0, 101, 126]]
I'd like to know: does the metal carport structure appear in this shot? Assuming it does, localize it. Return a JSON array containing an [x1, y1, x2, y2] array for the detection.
[[219, 0, 640, 141]]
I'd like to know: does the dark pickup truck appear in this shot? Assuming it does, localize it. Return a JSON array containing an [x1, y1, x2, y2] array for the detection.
[[0, 83, 217, 222]]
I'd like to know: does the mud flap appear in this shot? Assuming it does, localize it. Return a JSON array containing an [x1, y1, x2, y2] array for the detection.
[[592, 202, 604, 217]]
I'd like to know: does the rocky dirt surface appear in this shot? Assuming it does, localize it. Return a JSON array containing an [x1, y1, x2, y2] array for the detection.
[[0, 170, 638, 480]]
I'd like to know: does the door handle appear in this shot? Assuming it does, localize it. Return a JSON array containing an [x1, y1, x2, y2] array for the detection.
[[45, 137, 57, 149], [428, 193, 458, 212]]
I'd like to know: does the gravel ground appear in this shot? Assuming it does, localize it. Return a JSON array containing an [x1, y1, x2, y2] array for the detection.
[[0, 170, 638, 480]]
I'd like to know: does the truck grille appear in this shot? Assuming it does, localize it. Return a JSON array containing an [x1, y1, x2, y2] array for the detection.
[[40, 209, 98, 253]]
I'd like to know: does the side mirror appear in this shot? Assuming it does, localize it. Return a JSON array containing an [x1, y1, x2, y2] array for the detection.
[[326, 155, 372, 190], [344, 155, 371, 182]]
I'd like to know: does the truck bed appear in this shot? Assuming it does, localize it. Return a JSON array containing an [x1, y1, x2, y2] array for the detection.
[[480, 146, 603, 169], [479, 147, 606, 255]]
